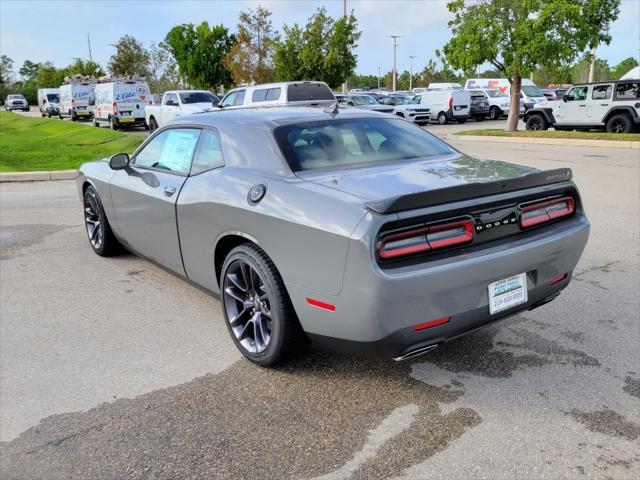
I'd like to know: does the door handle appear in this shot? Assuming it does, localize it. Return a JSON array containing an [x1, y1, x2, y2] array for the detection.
[[164, 186, 176, 197], [578, 104, 586, 107]]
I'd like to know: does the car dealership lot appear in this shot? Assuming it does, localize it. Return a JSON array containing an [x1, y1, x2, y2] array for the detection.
[[1, 141, 638, 478]]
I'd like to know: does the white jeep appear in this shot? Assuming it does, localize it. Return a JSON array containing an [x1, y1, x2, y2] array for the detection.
[[524, 80, 640, 133]]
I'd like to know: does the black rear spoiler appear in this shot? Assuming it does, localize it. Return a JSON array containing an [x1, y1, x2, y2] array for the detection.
[[366, 168, 573, 214]]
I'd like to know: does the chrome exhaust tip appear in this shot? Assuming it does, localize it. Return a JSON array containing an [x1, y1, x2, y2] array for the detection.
[[393, 344, 438, 361]]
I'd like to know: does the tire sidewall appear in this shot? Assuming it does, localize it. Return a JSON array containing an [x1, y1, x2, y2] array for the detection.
[[220, 246, 287, 366], [607, 114, 632, 134], [437, 112, 447, 125], [84, 186, 108, 256]]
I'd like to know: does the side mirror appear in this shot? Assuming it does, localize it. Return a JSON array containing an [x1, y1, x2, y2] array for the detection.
[[109, 153, 130, 170], [562, 94, 571, 102]]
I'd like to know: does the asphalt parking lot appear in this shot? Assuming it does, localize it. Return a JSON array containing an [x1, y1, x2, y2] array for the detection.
[[0, 139, 639, 479]]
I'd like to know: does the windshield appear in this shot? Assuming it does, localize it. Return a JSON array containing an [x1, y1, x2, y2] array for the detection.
[[485, 89, 504, 98], [8, 95, 23, 99], [396, 96, 418, 104], [179, 91, 218, 104], [522, 85, 544, 97], [274, 118, 455, 172], [351, 95, 377, 105], [47, 94, 59, 102]]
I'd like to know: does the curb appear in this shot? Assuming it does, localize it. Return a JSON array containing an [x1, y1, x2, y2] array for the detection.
[[449, 135, 640, 149], [0, 170, 78, 182]]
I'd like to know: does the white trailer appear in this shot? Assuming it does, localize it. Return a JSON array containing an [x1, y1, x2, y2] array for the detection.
[[93, 80, 152, 130], [58, 82, 95, 121]]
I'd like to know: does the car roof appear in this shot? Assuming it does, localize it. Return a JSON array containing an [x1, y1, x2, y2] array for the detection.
[[174, 105, 390, 128]]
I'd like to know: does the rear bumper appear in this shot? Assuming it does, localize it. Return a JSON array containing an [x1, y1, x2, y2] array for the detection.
[[446, 108, 470, 120], [115, 117, 146, 127], [289, 215, 589, 360]]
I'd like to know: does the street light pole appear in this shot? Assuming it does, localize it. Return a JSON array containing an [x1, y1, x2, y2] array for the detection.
[[342, 0, 348, 93], [377, 66, 381, 89], [409, 55, 416, 91], [389, 35, 402, 92]]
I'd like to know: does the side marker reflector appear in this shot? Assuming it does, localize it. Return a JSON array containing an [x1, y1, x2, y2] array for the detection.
[[413, 316, 451, 332], [549, 273, 567, 286], [306, 298, 336, 312]]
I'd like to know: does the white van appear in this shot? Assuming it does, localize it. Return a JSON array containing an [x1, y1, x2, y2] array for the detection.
[[414, 89, 471, 124], [37, 88, 60, 117], [464, 78, 547, 110], [427, 82, 464, 91], [218, 81, 336, 109], [93, 80, 152, 129], [58, 82, 95, 121]]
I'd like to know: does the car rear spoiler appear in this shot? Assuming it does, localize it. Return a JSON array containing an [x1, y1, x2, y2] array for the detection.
[[366, 168, 573, 214]]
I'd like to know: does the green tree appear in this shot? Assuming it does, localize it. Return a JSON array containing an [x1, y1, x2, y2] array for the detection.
[[0, 55, 14, 84], [274, 7, 361, 88], [441, 0, 620, 131], [418, 58, 460, 87], [147, 41, 181, 94], [108, 34, 150, 77], [224, 6, 279, 85], [347, 73, 382, 90], [572, 55, 611, 83], [64, 58, 105, 78], [611, 57, 639, 80], [34, 62, 61, 88], [19, 60, 42, 81], [165, 22, 234, 90]]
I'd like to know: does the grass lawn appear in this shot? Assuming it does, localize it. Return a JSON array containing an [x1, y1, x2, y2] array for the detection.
[[454, 128, 640, 142], [0, 112, 145, 172]]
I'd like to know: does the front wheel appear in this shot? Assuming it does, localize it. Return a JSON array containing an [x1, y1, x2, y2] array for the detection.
[[221, 244, 308, 366], [437, 112, 448, 125], [526, 114, 548, 131], [83, 186, 121, 257], [606, 114, 633, 134]]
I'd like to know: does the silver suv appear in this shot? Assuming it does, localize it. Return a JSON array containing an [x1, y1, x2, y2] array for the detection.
[[524, 80, 640, 133]]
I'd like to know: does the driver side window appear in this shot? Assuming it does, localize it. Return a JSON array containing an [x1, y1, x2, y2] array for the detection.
[[221, 91, 237, 107], [567, 86, 588, 101], [134, 128, 201, 175]]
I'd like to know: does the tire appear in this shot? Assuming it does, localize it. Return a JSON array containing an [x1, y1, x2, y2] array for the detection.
[[109, 116, 118, 130], [437, 112, 448, 125], [70, 110, 76, 121], [83, 185, 121, 257], [148, 117, 158, 132], [526, 114, 548, 131], [475, 115, 485, 122], [489, 106, 501, 120], [220, 244, 308, 366], [456, 119, 467, 124], [93, 117, 100, 128], [606, 113, 633, 134], [41, 112, 46, 117]]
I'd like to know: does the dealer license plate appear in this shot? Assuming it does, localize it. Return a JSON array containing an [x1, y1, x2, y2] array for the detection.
[[488, 273, 527, 315]]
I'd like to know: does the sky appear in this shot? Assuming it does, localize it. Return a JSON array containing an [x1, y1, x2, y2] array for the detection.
[[1, 0, 639, 79]]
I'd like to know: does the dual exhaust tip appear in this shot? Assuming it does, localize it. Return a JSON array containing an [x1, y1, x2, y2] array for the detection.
[[393, 343, 439, 361]]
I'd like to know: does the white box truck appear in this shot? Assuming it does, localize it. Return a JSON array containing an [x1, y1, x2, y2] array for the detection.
[[58, 82, 95, 121], [37, 88, 60, 117], [92, 80, 152, 130], [464, 78, 547, 110]]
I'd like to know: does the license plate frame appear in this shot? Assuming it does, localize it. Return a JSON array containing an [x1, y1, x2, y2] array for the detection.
[[488, 273, 528, 315]]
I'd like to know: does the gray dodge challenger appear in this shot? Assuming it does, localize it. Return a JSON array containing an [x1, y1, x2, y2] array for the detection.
[[77, 106, 590, 366]]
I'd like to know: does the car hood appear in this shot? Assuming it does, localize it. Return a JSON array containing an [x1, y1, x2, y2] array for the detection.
[[297, 154, 538, 202]]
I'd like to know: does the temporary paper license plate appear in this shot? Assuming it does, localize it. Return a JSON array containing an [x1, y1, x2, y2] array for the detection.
[[488, 273, 527, 315], [119, 117, 134, 123]]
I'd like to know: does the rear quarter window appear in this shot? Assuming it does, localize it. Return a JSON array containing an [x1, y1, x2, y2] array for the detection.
[[614, 82, 639, 100]]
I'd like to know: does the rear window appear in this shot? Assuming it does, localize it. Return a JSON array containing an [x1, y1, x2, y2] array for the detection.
[[180, 92, 218, 104], [286, 83, 335, 102], [252, 87, 281, 102], [615, 82, 639, 100], [274, 118, 455, 172]]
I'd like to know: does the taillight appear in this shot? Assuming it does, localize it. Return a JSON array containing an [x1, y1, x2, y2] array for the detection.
[[71, 99, 75, 107], [520, 196, 574, 228], [448, 97, 453, 109], [112, 102, 118, 114], [378, 219, 474, 260]]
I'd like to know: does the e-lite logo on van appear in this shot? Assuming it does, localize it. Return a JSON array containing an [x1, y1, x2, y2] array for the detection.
[[115, 91, 139, 101], [73, 91, 91, 99]]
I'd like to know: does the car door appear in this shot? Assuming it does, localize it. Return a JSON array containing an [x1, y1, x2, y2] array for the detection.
[[555, 86, 589, 125], [162, 93, 180, 124], [588, 84, 613, 126], [110, 127, 202, 275]]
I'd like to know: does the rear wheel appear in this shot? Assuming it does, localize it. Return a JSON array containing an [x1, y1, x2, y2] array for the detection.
[[70, 110, 76, 121], [489, 106, 501, 120], [221, 244, 308, 366], [109, 116, 118, 130], [437, 112, 448, 125], [474, 115, 485, 122], [526, 113, 548, 131], [606, 113, 633, 134], [149, 116, 158, 132], [83, 186, 121, 257]]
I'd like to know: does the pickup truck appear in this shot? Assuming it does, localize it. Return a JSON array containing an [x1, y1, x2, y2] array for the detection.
[[145, 90, 219, 131]]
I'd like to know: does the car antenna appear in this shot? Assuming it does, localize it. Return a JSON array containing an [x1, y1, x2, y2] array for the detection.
[[324, 101, 340, 116]]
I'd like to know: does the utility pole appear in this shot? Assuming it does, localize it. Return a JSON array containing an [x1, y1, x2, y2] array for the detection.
[[409, 55, 416, 91], [87, 34, 93, 62], [377, 66, 381, 89], [389, 35, 402, 92], [588, 46, 596, 82], [342, 0, 347, 94]]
